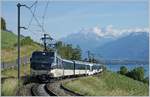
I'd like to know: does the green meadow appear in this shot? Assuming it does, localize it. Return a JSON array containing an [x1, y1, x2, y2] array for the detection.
[[63, 71, 149, 96]]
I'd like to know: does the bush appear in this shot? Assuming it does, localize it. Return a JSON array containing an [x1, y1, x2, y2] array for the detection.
[[20, 36, 33, 46], [143, 77, 149, 84], [14, 36, 33, 46], [1, 78, 18, 96], [119, 66, 128, 75], [126, 67, 144, 81], [1, 17, 6, 30]]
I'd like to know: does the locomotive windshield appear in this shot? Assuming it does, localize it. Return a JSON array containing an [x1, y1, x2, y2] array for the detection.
[[32, 52, 54, 61], [30, 51, 55, 70]]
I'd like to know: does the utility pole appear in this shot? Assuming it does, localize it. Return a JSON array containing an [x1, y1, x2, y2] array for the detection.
[[17, 3, 21, 86], [73, 61, 75, 75], [91, 53, 95, 63], [87, 50, 90, 62], [17, 3, 26, 95]]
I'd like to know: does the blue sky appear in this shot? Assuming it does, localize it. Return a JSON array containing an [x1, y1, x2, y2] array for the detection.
[[1, 0, 148, 42]]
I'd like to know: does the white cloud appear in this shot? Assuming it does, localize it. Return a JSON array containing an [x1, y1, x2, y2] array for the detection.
[[80, 25, 149, 38], [92, 26, 103, 37]]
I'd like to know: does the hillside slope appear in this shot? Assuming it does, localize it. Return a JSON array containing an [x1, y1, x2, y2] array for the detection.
[[1, 30, 17, 49], [63, 71, 149, 96], [1, 30, 43, 62]]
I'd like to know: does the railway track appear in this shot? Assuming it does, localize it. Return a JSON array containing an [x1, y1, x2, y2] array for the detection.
[[31, 83, 57, 96], [31, 82, 76, 96], [30, 77, 83, 96], [30, 74, 102, 96]]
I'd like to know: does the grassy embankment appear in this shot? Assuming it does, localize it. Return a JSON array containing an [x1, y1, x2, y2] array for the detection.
[[1, 30, 42, 96], [1, 30, 42, 62], [63, 71, 149, 96], [1, 64, 30, 96]]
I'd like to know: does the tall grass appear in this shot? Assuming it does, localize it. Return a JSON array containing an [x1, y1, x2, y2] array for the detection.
[[1, 64, 30, 96], [1, 44, 42, 62], [1, 78, 23, 96], [1, 30, 42, 62], [63, 71, 149, 96], [2, 64, 30, 78], [1, 30, 17, 49]]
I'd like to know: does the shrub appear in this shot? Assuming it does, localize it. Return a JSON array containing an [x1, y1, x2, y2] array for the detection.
[[143, 77, 149, 84], [20, 36, 33, 46], [14, 36, 33, 46], [1, 78, 18, 96], [1, 17, 6, 30], [126, 67, 144, 81], [119, 66, 128, 75]]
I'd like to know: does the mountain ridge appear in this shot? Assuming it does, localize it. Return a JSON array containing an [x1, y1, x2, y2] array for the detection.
[[61, 28, 149, 61], [95, 31, 149, 60]]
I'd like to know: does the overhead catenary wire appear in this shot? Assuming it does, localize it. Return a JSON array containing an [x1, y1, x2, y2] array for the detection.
[[24, 2, 45, 34], [39, 1, 58, 47], [26, 1, 37, 29], [27, 28, 43, 36], [25, 1, 52, 36], [24, 0, 43, 36], [27, 8, 45, 33], [42, 1, 49, 33], [23, 0, 43, 40], [29, 1, 38, 9], [23, 1, 57, 46]]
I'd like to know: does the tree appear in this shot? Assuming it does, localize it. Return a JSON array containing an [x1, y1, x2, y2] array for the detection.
[[65, 44, 73, 59], [143, 77, 149, 84], [126, 67, 144, 81], [1, 17, 6, 30], [119, 66, 128, 75], [71, 45, 82, 60], [55, 41, 63, 48], [55, 41, 82, 60]]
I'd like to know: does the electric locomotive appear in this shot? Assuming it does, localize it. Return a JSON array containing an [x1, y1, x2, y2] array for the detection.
[[30, 50, 103, 81], [30, 51, 56, 80]]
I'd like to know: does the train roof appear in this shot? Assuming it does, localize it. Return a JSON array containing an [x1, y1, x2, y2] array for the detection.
[[56, 53, 102, 66], [62, 59, 74, 63], [33, 50, 55, 52], [73, 60, 102, 66]]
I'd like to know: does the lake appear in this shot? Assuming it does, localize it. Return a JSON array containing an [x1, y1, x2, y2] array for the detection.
[[105, 64, 149, 77]]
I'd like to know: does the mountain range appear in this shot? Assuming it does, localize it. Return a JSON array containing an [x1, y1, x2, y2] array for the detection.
[[95, 32, 149, 61], [61, 26, 149, 61]]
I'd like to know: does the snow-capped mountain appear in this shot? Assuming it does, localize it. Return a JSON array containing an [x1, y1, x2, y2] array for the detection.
[[95, 31, 149, 60], [61, 26, 117, 51], [61, 26, 149, 60]]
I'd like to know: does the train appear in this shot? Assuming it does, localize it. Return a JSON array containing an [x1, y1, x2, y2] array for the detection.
[[30, 51, 103, 81]]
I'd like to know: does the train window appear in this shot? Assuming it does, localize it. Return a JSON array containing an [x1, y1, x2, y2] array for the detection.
[[31, 51, 55, 62], [30, 51, 55, 70], [32, 51, 54, 59], [62, 61, 74, 70], [31, 62, 51, 70], [75, 63, 86, 70]]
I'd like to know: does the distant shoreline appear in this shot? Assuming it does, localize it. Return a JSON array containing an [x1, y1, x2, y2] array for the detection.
[[102, 60, 149, 65], [105, 63, 149, 65]]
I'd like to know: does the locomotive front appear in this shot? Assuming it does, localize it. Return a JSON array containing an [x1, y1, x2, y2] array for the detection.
[[30, 51, 55, 81]]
